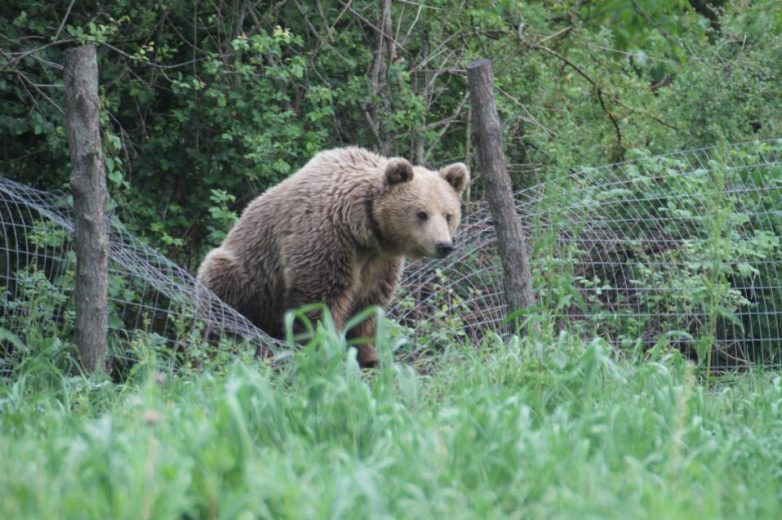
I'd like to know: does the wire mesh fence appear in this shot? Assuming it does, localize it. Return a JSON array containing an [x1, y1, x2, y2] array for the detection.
[[0, 175, 284, 374], [394, 139, 782, 369], [2, 139, 782, 371]]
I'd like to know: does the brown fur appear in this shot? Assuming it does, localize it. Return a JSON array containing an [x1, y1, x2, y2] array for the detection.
[[197, 147, 469, 366]]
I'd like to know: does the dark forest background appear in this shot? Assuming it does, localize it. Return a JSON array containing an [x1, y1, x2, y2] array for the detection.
[[2, 0, 780, 267]]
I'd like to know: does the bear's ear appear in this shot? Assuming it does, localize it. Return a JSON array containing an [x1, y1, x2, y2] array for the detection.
[[440, 163, 470, 197], [385, 158, 414, 187]]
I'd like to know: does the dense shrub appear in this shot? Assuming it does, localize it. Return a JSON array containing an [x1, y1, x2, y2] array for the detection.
[[3, 1, 781, 265]]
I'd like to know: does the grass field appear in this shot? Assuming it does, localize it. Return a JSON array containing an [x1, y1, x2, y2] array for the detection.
[[1, 325, 781, 519]]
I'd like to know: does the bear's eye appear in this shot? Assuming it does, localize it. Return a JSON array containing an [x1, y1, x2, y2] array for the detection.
[[417, 211, 428, 222], [446, 213, 452, 223]]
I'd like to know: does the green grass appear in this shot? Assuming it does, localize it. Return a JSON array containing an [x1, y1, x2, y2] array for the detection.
[[1, 326, 782, 519]]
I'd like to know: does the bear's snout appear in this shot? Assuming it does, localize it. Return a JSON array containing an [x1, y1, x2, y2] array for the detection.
[[436, 241, 454, 258]]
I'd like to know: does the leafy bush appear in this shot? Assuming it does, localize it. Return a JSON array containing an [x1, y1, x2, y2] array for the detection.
[[3, 1, 781, 265]]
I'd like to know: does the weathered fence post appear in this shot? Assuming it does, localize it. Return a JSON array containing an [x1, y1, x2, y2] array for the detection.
[[64, 45, 108, 372], [467, 59, 535, 324]]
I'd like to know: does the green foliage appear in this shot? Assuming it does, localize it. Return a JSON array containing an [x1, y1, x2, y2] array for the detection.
[[4, 4, 782, 513], [523, 142, 782, 367], [2, 1, 781, 265], [206, 189, 238, 245]]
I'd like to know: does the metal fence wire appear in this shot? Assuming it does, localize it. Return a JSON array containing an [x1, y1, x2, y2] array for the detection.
[[2, 139, 782, 370], [394, 139, 782, 369], [0, 176, 284, 372]]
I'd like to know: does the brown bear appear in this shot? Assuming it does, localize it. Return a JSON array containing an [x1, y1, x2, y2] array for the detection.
[[197, 146, 469, 367]]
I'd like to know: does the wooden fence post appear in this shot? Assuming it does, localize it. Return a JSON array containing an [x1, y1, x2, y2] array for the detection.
[[467, 59, 535, 324], [64, 44, 109, 372]]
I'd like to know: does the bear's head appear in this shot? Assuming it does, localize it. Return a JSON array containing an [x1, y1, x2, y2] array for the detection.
[[373, 158, 470, 259]]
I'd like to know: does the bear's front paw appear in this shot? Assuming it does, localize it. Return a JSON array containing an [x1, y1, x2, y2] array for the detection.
[[356, 344, 380, 368]]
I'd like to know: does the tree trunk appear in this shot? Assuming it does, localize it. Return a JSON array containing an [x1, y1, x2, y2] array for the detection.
[[366, 0, 395, 154], [64, 45, 109, 373], [467, 59, 535, 324]]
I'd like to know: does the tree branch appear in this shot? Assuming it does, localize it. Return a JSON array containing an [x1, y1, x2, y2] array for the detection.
[[534, 43, 624, 158]]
